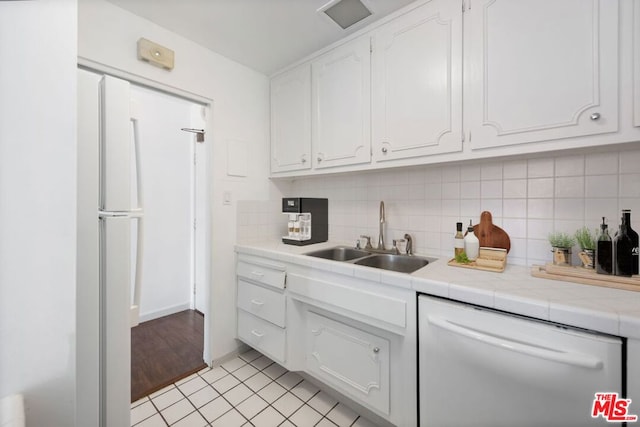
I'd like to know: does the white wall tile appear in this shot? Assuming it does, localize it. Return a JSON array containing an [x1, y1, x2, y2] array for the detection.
[[442, 166, 460, 183], [503, 199, 527, 218], [528, 199, 553, 219], [460, 199, 481, 218], [442, 182, 461, 199], [502, 218, 527, 239], [585, 175, 618, 198], [585, 199, 619, 226], [503, 179, 527, 199], [460, 164, 481, 182], [504, 160, 527, 179], [481, 180, 503, 198], [586, 152, 618, 175], [619, 174, 640, 198], [481, 162, 503, 180], [481, 199, 503, 218], [528, 158, 554, 178], [528, 219, 554, 239], [460, 181, 481, 199], [528, 178, 554, 198], [555, 155, 584, 177], [620, 149, 640, 173], [555, 176, 585, 198], [555, 198, 584, 220]]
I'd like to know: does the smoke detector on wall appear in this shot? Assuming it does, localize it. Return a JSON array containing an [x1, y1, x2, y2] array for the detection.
[[318, 0, 373, 30]]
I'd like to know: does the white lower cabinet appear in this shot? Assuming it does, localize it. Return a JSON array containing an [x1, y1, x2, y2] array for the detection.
[[305, 311, 390, 415], [237, 310, 286, 364], [237, 280, 286, 328], [236, 255, 287, 364]]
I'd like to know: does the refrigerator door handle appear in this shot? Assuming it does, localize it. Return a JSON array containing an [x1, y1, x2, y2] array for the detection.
[[98, 209, 144, 218], [131, 114, 144, 327], [427, 315, 604, 369]]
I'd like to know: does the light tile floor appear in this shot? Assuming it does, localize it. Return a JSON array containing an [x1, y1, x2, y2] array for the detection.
[[131, 348, 380, 427]]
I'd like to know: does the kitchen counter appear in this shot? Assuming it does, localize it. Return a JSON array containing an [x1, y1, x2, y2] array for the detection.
[[236, 241, 640, 339]]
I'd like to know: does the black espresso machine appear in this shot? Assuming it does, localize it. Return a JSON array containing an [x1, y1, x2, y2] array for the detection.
[[282, 197, 328, 245]]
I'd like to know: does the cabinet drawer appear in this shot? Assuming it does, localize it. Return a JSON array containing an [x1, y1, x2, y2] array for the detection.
[[306, 311, 390, 415], [237, 280, 286, 327], [237, 260, 286, 290], [237, 310, 286, 363]]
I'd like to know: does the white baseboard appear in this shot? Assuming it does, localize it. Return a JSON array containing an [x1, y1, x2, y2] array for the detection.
[[139, 302, 191, 323]]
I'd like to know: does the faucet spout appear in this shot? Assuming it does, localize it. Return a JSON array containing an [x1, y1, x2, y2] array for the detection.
[[378, 201, 385, 250]]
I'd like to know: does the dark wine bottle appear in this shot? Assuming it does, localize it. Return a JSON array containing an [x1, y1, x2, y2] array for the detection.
[[614, 211, 634, 277], [623, 209, 639, 275], [596, 217, 612, 275]]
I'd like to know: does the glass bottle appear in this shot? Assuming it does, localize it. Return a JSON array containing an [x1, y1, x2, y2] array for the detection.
[[464, 220, 480, 261], [454, 222, 464, 257], [614, 211, 634, 277], [623, 209, 639, 275], [596, 217, 612, 275]]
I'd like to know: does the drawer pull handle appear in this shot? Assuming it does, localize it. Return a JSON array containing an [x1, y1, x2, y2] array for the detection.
[[251, 271, 264, 278], [250, 299, 264, 307], [373, 347, 380, 353], [251, 329, 264, 339]]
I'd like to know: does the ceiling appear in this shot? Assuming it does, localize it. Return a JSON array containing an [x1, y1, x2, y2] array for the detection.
[[105, 0, 417, 76]]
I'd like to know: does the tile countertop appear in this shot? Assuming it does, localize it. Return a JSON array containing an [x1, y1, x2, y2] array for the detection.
[[235, 241, 640, 340]]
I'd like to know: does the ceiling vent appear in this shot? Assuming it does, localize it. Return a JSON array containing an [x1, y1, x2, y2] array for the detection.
[[318, 0, 373, 30]]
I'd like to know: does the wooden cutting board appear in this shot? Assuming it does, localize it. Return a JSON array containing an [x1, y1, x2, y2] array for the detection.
[[471, 211, 511, 253]]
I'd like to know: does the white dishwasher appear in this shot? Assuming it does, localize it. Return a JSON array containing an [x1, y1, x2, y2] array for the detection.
[[418, 295, 623, 427]]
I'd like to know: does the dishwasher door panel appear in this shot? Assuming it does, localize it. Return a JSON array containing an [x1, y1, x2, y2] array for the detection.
[[418, 296, 622, 427]]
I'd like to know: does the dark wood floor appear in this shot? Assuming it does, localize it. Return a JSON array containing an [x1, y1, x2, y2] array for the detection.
[[131, 309, 206, 402]]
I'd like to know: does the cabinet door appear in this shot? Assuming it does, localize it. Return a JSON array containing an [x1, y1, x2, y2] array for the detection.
[[306, 311, 390, 414], [312, 37, 371, 169], [372, 0, 462, 162], [467, 0, 619, 149], [271, 64, 312, 173]]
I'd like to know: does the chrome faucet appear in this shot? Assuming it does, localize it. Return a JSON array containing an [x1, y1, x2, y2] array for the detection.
[[404, 233, 413, 255], [378, 201, 386, 250]]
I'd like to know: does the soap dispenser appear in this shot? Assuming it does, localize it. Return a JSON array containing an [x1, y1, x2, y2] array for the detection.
[[464, 220, 480, 261]]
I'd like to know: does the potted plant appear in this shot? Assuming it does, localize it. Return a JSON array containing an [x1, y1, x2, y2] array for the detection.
[[548, 232, 576, 266], [575, 226, 597, 269]]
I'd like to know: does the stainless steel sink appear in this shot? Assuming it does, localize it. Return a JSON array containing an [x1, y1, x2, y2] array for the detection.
[[354, 254, 433, 273], [304, 246, 371, 261]]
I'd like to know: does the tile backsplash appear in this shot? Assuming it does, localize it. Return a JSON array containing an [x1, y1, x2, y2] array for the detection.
[[238, 147, 640, 267]]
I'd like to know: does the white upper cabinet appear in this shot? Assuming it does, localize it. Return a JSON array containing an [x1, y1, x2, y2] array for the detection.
[[312, 37, 371, 169], [271, 64, 312, 173], [467, 0, 619, 149], [372, 0, 462, 162]]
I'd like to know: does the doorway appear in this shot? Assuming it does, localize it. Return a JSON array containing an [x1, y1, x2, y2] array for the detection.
[[127, 83, 208, 400]]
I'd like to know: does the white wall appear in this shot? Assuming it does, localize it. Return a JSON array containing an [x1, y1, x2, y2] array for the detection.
[[0, 1, 77, 426], [285, 147, 640, 266], [78, 0, 278, 362]]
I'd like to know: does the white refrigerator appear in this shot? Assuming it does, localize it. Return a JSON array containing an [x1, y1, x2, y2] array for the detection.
[[77, 71, 144, 426]]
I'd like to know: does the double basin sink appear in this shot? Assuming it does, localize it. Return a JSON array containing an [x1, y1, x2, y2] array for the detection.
[[304, 246, 435, 274]]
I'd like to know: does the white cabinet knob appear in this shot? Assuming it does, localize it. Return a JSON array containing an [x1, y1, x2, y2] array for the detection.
[[301, 157, 306, 163], [373, 347, 380, 353], [590, 112, 601, 121], [381, 147, 388, 154]]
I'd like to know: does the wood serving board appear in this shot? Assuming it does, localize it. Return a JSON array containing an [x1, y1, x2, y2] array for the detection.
[[448, 247, 507, 273], [531, 263, 640, 292], [472, 211, 511, 253]]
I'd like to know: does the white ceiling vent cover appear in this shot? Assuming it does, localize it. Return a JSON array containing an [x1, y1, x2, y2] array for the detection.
[[318, 0, 373, 30]]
